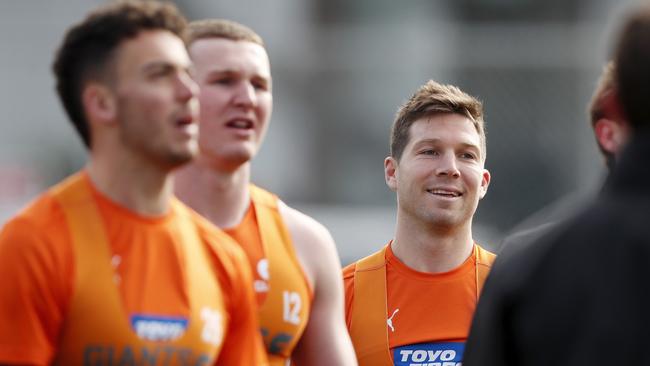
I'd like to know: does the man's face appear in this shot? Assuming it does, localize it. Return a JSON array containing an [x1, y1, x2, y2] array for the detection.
[[189, 38, 272, 171], [111, 29, 199, 169], [385, 113, 491, 230]]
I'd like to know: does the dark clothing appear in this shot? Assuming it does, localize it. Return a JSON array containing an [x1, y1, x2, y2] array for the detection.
[[464, 132, 650, 366]]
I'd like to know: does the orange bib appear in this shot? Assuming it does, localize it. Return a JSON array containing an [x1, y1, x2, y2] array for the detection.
[[227, 185, 312, 365], [349, 243, 494, 366], [51, 174, 226, 366]]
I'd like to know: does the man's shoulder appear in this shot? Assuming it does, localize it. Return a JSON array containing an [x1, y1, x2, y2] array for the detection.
[[490, 202, 617, 288], [341, 245, 389, 283], [342, 261, 356, 281], [276, 200, 336, 257], [175, 200, 249, 266], [2, 189, 66, 239], [500, 222, 557, 253], [248, 184, 279, 209], [476, 243, 496, 258], [551, 195, 649, 252], [249, 185, 332, 243]]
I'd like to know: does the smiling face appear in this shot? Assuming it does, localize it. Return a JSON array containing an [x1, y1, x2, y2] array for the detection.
[[188, 37, 272, 171], [111, 29, 199, 169], [385, 113, 490, 230]]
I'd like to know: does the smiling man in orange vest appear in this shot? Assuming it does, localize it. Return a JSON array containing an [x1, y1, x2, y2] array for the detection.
[[343, 80, 496, 366]]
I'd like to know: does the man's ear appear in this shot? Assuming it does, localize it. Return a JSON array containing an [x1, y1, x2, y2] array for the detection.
[[479, 169, 491, 199], [385, 156, 398, 192], [82, 82, 116, 125], [594, 118, 627, 155]]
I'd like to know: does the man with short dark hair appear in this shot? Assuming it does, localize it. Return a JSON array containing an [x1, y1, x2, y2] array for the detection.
[[0, 2, 265, 365], [463, 6, 650, 365], [343, 80, 496, 366]]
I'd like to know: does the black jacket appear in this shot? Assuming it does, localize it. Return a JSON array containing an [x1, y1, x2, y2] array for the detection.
[[463, 132, 650, 366]]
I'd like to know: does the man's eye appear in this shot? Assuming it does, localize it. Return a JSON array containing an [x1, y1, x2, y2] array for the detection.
[[211, 77, 234, 85], [150, 70, 169, 78], [252, 81, 268, 91], [147, 66, 175, 79]]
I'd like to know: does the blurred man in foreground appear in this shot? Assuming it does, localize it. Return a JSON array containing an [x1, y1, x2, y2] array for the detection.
[[0, 2, 265, 364], [464, 6, 650, 365]]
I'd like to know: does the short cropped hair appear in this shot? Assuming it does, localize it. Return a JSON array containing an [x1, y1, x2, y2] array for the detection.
[[52, 0, 188, 148], [187, 19, 264, 47], [616, 5, 650, 131], [391, 80, 486, 162]]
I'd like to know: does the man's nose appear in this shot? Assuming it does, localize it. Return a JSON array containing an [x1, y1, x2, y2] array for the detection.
[[435, 153, 460, 178]]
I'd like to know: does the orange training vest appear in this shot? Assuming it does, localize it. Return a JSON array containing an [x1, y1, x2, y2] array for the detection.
[[349, 243, 493, 365], [247, 185, 312, 365], [51, 173, 226, 366]]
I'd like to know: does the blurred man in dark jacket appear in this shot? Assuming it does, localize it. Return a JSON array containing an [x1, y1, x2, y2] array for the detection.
[[464, 6, 650, 365]]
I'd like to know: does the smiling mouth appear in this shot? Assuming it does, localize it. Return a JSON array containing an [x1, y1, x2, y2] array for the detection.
[[427, 189, 462, 197]]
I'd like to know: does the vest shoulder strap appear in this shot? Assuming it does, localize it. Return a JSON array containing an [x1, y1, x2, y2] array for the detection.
[[350, 246, 393, 366], [249, 184, 278, 209], [475, 245, 496, 294]]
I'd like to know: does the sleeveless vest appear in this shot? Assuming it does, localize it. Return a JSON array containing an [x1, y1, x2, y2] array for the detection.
[[349, 244, 493, 365], [247, 186, 312, 365], [51, 173, 226, 366]]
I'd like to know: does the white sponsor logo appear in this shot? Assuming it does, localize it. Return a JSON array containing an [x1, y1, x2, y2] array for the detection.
[[387, 308, 399, 332], [112, 255, 122, 284], [399, 349, 459, 366], [133, 318, 186, 341], [255, 259, 270, 293], [254, 280, 269, 292], [201, 307, 223, 346], [257, 259, 269, 280]]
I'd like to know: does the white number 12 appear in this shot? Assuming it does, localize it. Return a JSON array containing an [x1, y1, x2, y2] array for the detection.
[[283, 291, 301, 325]]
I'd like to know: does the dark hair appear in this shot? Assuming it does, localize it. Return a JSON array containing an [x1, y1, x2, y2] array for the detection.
[[52, 0, 187, 148], [616, 5, 650, 131], [391, 80, 485, 161]]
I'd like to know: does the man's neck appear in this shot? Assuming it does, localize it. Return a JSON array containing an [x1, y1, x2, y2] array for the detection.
[[85, 153, 174, 217], [175, 159, 251, 229], [391, 215, 475, 274]]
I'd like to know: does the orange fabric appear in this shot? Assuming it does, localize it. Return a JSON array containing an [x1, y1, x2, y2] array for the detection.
[[224, 202, 267, 305], [52, 176, 225, 365], [225, 185, 312, 366], [343, 242, 495, 364], [0, 172, 267, 366], [348, 247, 392, 366]]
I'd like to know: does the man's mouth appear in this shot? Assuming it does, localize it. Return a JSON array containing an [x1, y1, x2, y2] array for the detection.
[[175, 114, 194, 126], [226, 118, 254, 129], [427, 189, 462, 197]]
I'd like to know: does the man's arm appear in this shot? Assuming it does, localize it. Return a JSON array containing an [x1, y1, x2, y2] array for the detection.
[[280, 204, 358, 366]]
